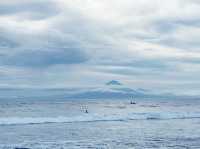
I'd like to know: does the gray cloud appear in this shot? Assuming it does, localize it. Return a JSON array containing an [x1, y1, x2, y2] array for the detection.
[[0, 0, 60, 20], [1, 0, 200, 94], [0, 48, 89, 68], [0, 35, 18, 48]]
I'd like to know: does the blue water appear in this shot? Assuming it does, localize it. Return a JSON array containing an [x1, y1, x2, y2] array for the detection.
[[0, 98, 200, 148]]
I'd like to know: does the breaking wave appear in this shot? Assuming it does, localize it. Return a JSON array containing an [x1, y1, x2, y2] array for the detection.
[[0, 112, 200, 125]]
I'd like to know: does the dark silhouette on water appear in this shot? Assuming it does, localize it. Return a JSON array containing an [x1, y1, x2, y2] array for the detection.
[[130, 101, 136, 104], [85, 109, 88, 113], [130, 96, 136, 105], [81, 105, 89, 113]]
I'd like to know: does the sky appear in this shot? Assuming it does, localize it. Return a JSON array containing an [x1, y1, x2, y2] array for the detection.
[[0, 0, 200, 95]]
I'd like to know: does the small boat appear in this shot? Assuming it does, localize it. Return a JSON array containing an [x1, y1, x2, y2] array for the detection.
[[130, 97, 136, 104], [130, 101, 136, 104]]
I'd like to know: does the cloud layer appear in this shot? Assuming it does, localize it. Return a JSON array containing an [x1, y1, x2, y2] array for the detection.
[[0, 0, 200, 95]]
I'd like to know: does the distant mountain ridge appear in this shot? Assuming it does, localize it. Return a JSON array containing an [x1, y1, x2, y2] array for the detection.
[[67, 80, 151, 99], [0, 80, 178, 100], [106, 80, 122, 86]]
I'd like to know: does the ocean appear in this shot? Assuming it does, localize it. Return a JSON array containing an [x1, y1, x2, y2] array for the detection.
[[0, 98, 200, 148]]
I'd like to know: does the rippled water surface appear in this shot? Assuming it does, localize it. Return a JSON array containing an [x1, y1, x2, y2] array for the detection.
[[0, 98, 200, 148]]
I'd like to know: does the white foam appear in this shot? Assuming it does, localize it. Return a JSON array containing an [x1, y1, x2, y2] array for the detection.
[[0, 111, 200, 125]]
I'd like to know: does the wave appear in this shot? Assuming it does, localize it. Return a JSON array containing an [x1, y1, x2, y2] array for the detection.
[[0, 112, 200, 125]]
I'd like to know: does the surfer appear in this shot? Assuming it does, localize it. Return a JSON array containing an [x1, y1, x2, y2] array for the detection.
[[81, 105, 89, 113], [85, 109, 88, 113]]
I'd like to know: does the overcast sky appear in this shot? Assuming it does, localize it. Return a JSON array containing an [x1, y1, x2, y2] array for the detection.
[[0, 0, 200, 94]]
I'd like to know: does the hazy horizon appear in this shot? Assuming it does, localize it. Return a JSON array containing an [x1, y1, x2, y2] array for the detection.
[[1, 0, 200, 95]]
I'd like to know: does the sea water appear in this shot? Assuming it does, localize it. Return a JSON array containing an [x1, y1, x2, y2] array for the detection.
[[0, 98, 200, 148]]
